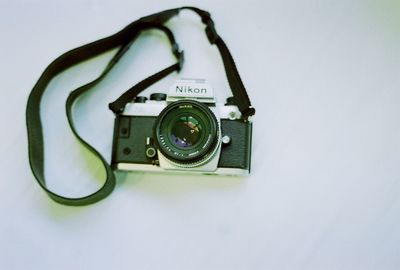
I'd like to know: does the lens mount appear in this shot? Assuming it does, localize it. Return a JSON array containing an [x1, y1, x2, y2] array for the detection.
[[155, 100, 220, 166]]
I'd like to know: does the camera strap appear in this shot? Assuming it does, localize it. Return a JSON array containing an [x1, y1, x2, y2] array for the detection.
[[26, 6, 255, 206], [109, 7, 255, 118]]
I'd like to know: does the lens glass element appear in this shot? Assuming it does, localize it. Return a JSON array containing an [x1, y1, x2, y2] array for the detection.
[[171, 115, 202, 148]]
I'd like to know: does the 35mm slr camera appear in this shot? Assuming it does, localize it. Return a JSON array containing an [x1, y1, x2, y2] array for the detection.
[[111, 79, 252, 176]]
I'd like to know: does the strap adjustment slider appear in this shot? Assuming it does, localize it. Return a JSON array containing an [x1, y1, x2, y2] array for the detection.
[[205, 22, 219, 44], [200, 13, 219, 44], [172, 43, 184, 71]]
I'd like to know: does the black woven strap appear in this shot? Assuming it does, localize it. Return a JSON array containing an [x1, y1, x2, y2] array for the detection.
[[181, 7, 255, 118], [26, 7, 255, 206], [110, 6, 256, 118], [26, 16, 183, 206]]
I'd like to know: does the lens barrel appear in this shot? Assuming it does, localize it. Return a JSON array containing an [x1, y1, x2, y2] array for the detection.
[[155, 100, 219, 166]]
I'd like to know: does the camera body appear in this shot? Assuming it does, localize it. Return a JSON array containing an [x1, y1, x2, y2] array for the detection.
[[111, 79, 252, 176]]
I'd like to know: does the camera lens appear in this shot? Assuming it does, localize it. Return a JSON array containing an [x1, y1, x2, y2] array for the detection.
[[155, 100, 219, 165]]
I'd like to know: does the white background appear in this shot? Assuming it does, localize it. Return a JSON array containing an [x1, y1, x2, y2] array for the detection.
[[1, 0, 400, 269]]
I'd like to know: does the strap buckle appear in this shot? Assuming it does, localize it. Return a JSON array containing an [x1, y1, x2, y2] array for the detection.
[[179, 7, 219, 44], [201, 13, 219, 44], [172, 43, 184, 71]]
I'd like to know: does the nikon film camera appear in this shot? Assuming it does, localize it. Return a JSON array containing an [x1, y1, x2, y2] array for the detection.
[[111, 79, 252, 176], [26, 7, 256, 205]]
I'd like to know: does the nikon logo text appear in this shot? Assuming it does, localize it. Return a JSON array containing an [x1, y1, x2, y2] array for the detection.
[[176, 86, 207, 94]]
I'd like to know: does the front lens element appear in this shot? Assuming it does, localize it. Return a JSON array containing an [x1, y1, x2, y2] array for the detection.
[[171, 115, 203, 148]]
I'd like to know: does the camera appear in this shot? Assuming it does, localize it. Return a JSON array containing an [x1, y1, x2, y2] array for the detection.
[[111, 79, 253, 176]]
